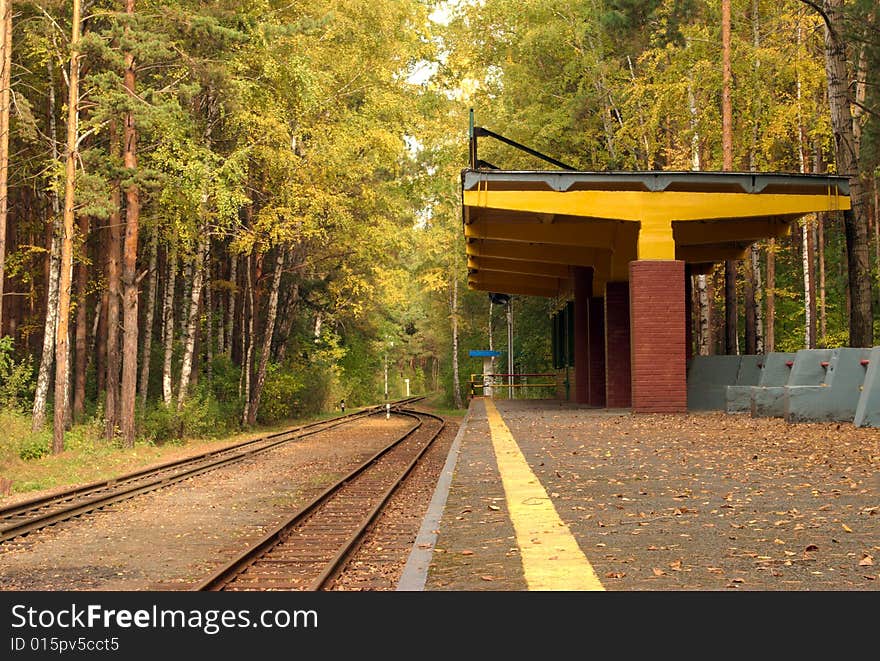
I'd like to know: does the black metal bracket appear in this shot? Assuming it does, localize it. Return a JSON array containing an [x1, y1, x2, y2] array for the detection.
[[468, 108, 577, 171]]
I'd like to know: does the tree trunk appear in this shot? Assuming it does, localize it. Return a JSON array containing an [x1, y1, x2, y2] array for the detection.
[[32, 58, 63, 431], [225, 252, 237, 358], [273, 281, 300, 364], [96, 289, 107, 394], [766, 239, 776, 352], [204, 254, 213, 381], [119, 0, 140, 447], [246, 248, 285, 425], [105, 125, 122, 440], [138, 227, 158, 407], [240, 251, 254, 423], [177, 234, 206, 409], [821, 0, 873, 346], [721, 0, 738, 355], [752, 245, 764, 353], [451, 275, 462, 409], [743, 252, 757, 354], [73, 214, 89, 419], [53, 0, 82, 454], [802, 219, 816, 348], [796, 25, 816, 350], [724, 261, 737, 355], [696, 274, 710, 355], [874, 177, 879, 309], [721, 0, 733, 171], [162, 239, 177, 406], [0, 0, 11, 336]]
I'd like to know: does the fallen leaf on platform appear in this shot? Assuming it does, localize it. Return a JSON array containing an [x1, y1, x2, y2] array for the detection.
[[605, 572, 626, 579], [859, 555, 874, 566], [652, 568, 666, 576], [460, 550, 474, 556], [707, 567, 723, 574], [842, 524, 853, 533], [669, 559, 682, 571], [488, 505, 500, 511], [480, 575, 494, 581], [804, 544, 819, 552]]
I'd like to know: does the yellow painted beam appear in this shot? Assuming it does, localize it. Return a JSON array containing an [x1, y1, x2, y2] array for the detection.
[[468, 256, 572, 279], [469, 279, 560, 299], [470, 270, 568, 290], [673, 218, 793, 245], [467, 239, 611, 270], [483, 398, 605, 591], [637, 218, 675, 259], [465, 217, 622, 250], [675, 245, 749, 262], [463, 189, 850, 222]]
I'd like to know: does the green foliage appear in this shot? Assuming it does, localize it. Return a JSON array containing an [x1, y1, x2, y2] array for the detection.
[[258, 359, 335, 424], [141, 387, 232, 445], [18, 438, 50, 461], [0, 337, 36, 413]]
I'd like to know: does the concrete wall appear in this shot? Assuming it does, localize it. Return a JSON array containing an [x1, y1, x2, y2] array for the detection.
[[687, 356, 742, 411], [725, 355, 766, 412], [785, 348, 871, 423], [854, 347, 880, 427], [747, 352, 798, 417]]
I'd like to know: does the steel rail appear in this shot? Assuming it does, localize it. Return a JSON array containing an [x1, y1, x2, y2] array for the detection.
[[309, 409, 446, 591], [195, 408, 445, 592], [0, 396, 423, 543]]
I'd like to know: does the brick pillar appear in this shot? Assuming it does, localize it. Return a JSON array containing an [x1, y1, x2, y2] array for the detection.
[[604, 282, 631, 408], [588, 296, 606, 406], [573, 267, 591, 404], [629, 260, 687, 413]]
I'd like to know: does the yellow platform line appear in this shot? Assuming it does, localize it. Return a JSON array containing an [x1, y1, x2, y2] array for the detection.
[[483, 398, 604, 591]]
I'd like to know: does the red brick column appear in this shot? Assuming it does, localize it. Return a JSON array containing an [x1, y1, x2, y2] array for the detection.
[[604, 282, 631, 408], [629, 260, 687, 413], [588, 296, 606, 407], [573, 267, 591, 404]]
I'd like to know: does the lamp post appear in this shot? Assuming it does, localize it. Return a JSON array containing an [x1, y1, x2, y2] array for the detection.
[[383, 339, 393, 401]]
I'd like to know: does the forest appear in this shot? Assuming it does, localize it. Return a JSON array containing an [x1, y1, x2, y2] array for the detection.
[[0, 0, 877, 458]]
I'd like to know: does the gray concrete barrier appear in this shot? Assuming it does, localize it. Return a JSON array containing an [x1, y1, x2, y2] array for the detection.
[[687, 355, 742, 411], [784, 348, 871, 423], [751, 351, 829, 418], [724, 355, 764, 412], [854, 347, 880, 428]]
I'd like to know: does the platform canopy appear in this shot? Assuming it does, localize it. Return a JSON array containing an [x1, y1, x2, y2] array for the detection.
[[463, 169, 851, 298]]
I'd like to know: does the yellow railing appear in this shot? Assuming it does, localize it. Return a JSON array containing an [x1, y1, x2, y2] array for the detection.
[[468, 373, 559, 399]]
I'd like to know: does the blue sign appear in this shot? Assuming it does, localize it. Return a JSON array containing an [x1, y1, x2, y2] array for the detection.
[[469, 350, 501, 357]]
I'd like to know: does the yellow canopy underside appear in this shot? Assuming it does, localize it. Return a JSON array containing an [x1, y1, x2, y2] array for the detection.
[[464, 187, 850, 298]]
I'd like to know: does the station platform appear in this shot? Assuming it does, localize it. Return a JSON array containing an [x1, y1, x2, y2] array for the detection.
[[398, 398, 880, 591]]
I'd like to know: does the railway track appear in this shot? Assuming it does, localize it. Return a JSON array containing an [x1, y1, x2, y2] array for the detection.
[[195, 408, 446, 591], [0, 397, 423, 544]]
